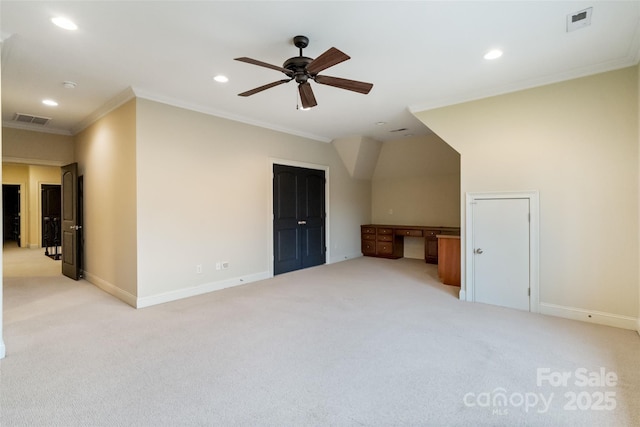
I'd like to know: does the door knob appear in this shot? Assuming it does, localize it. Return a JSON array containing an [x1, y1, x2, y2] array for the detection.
[[474, 248, 483, 254], [297, 220, 307, 225]]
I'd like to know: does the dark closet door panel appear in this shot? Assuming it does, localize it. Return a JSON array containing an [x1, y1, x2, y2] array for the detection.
[[273, 164, 325, 275]]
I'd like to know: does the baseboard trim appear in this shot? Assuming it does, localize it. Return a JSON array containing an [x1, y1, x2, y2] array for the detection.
[[540, 302, 638, 330], [83, 271, 137, 308], [459, 289, 466, 301], [329, 253, 363, 264], [136, 271, 271, 309]]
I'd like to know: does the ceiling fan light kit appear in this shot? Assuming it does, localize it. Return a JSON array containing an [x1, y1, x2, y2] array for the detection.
[[235, 35, 373, 109]]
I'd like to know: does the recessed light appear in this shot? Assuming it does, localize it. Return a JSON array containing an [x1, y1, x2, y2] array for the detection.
[[484, 49, 503, 60], [376, 121, 386, 126], [63, 81, 77, 89], [214, 75, 229, 83], [42, 99, 58, 107], [51, 16, 78, 31]]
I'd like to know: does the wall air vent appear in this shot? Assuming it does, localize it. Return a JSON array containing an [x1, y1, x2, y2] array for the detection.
[[13, 113, 51, 126], [567, 7, 593, 32]]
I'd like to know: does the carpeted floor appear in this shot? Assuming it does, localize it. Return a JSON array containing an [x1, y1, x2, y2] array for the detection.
[[1, 244, 639, 426]]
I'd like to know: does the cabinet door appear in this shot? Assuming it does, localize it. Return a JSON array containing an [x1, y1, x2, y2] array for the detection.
[[424, 229, 440, 264], [362, 240, 376, 255]]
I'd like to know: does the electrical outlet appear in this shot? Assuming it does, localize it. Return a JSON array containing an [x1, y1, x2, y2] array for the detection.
[[196, 264, 202, 274], [215, 262, 221, 270]]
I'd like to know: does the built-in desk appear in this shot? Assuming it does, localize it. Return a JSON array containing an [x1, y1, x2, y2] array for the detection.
[[361, 224, 460, 264]]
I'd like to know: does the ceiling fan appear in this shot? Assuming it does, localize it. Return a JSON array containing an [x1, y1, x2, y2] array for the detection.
[[235, 35, 373, 109]]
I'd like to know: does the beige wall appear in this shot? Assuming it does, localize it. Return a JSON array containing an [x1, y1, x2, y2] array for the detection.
[[74, 99, 138, 302], [135, 98, 371, 301], [371, 134, 460, 259], [2, 127, 74, 166], [415, 66, 639, 319], [372, 134, 460, 226], [2, 163, 60, 248]]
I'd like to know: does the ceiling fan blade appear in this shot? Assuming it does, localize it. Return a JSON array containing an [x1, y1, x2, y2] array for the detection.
[[235, 57, 293, 76], [238, 79, 291, 97], [299, 82, 317, 109], [306, 47, 350, 75], [314, 75, 373, 94]]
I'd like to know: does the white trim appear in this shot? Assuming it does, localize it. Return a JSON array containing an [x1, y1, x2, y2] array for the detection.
[[268, 158, 331, 278], [2, 182, 26, 249], [133, 87, 331, 143], [330, 252, 362, 264], [0, 340, 5, 359], [2, 156, 67, 167], [1, 120, 73, 136], [84, 272, 137, 308], [465, 190, 540, 313], [540, 303, 639, 331], [71, 87, 136, 135], [408, 61, 637, 115], [136, 271, 271, 309]]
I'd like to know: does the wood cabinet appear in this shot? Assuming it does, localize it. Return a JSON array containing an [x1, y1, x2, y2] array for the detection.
[[437, 235, 461, 286], [361, 226, 403, 258], [361, 224, 459, 263]]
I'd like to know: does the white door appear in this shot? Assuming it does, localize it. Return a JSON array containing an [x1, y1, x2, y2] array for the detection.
[[472, 198, 530, 311]]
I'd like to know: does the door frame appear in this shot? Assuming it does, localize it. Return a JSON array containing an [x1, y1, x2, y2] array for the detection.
[[2, 183, 25, 247], [268, 158, 330, 277], [465, 191, 540, 313]]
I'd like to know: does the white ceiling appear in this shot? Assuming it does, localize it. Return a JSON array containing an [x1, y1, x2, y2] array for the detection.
[[2, 1, 639, 143]]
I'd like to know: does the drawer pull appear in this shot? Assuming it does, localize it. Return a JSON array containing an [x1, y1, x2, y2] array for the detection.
[[298, 220, 307, 225]]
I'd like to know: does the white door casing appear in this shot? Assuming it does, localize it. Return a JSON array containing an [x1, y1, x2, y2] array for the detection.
[[465, 191, 539, 313]]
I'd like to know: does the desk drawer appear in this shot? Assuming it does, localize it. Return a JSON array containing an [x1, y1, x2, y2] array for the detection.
[[424, 229, 440, 237], [362, 240, 376, 255], [377, 235, 393, 242], [376, 241, 394, 255], [362, 234, 376, 241], [378, 228, 393, 235], [396, 229, 423, 237], [361, 227, 376, 234]]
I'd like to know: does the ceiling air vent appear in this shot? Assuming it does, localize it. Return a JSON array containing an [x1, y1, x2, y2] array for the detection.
[[567, 7, 592, 32], [13, 113, 51, 126]]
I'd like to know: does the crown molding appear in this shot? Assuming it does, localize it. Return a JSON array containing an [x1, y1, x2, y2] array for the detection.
[[131, 87, 331, 143], [409, 59, 639, 114], [2, 120, 72, 136], [71, 87, 136, 135]]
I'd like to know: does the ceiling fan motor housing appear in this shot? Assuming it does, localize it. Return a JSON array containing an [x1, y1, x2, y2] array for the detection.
[[283, 56, 313, 83]]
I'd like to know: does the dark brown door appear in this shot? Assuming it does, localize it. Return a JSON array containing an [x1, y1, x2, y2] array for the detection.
[[273, 164, 326, 275], [61, 163, 80, 280]]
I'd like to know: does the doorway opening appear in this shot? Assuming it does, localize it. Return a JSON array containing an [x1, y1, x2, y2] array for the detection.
[[2, 184, 21, 247]]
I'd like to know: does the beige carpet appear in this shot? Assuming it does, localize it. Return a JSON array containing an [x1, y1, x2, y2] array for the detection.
[[1, 244, 639, 426]]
